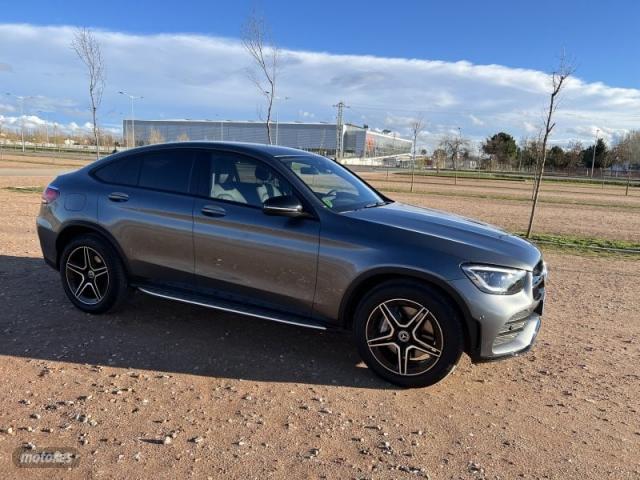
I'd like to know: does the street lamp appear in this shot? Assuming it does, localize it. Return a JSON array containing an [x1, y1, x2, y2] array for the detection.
[[273, 94, 291, 145], [118, 91, 143, 148], [590, 128, 600, 178], [5, 93, 33, 153], [37, 110, 50, 146]]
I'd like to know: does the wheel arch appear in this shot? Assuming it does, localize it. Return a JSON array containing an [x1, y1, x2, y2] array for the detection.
[[339, 267, 479, 354], [55, 221, 130, 275]]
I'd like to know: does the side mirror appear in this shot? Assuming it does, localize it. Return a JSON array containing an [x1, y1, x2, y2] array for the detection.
[[263, 195, 306, 217]]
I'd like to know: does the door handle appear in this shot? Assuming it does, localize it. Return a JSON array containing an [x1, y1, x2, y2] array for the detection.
[[108, 192, 129, 202], [201, 205, 226, 217]]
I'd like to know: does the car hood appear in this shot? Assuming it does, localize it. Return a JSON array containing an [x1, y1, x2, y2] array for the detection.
[[343, 202, 541, 271]]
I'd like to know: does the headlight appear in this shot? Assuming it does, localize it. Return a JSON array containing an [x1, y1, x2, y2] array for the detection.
[[461, 264, 527, 295]]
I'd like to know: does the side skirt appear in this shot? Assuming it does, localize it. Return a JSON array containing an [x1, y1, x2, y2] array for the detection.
[[137, 286, 327, 331]]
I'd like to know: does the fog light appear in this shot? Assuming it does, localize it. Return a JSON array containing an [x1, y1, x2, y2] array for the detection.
[[493, 318, 528, 347]]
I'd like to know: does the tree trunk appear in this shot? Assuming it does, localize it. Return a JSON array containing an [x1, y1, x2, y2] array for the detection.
[[265, 94, 273, 145], [526, 138, 549, 237], [410, 161, 415, 192], [452, 157, 458, 185], [526, 69, 568, 238], [91, 103, 100, 160]]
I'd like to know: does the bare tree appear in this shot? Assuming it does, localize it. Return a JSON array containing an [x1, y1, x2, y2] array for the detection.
[[409, 117, 424, 192], [71, 28, 105, 159], [526, 55, 574, 238], [242, 11, 280, 144], [564, 140, 583, 170], [439, 131, 469, 185], [530, 129, 544, 200]]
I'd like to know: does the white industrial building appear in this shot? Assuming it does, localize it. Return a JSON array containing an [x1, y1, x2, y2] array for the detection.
[[123, 119, 413, 159]]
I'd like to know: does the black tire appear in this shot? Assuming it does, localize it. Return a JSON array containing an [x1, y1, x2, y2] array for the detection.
[[354, 280, 464, 388], [59, 233, 130, 314]]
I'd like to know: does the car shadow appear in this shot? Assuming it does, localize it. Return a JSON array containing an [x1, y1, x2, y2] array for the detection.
[[0, 255, 394, 390]]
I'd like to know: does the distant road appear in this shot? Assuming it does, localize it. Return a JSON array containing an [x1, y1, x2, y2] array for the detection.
[[0, 167, 74, 177]]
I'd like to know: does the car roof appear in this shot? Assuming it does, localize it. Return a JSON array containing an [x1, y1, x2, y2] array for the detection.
[[115, 141, 316, 158]]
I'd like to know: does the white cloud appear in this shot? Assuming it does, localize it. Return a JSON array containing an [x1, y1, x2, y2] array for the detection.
[[0, 113, 96, 134], [469, 114, 484, 126], [0, 23, 639, 148]]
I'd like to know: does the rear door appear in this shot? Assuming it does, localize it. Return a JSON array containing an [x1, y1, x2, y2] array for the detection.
[[95, 149, 196, 288], [191, 150, 320, 317]]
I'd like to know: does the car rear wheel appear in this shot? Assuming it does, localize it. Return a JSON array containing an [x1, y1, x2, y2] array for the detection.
[[354, 280, 464, 388], [60, 234, 130, 314]]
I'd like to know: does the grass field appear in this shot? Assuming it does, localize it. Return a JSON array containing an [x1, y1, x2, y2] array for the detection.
[[359, 170, 640, 245]]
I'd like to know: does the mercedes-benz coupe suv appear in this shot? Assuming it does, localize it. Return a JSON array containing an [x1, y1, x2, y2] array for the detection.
[[37, 142, 546, 387]]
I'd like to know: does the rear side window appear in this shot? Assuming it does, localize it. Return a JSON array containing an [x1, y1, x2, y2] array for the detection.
[[138, 151, 194, 194], [93, 157, 141, 186]]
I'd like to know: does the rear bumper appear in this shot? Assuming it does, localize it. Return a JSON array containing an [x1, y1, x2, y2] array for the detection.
[[37, 218, 59, 270]]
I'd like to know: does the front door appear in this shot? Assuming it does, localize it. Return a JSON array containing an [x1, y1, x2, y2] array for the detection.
[[192, 150, 320, 317]]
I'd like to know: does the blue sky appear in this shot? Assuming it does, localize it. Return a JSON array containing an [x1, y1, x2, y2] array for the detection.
[[9, 0, 640, 87], [1, 0, 640, 148]]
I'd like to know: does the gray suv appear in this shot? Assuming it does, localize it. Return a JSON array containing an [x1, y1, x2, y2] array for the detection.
[[37, 142, 546, 387]]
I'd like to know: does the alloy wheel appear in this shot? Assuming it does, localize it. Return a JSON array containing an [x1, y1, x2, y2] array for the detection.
[[365, 298, 444, 376], [65, 246, 109, 305]]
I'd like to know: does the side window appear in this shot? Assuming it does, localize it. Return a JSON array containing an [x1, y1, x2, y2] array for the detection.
[[138, 150, 194, 194], [93, 156, 141, 186], [205, 152, 293, 207]]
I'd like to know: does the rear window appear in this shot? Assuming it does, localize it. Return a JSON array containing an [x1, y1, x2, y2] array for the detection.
[[138, 151, 193, 194], [93, 157, 141, 186]]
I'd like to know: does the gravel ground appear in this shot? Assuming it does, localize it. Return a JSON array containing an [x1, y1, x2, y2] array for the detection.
[[0, 170, 638, 479]]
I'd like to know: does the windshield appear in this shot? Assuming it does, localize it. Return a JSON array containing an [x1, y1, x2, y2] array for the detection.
[[278, 154, 388, 212]]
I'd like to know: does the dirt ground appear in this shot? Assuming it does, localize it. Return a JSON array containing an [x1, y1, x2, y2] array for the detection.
[[359, 172, 640, 242], [0, 167, 639, 479]]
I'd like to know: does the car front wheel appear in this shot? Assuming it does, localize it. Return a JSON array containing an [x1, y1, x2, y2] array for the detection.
[[354, 280, 464, 388]]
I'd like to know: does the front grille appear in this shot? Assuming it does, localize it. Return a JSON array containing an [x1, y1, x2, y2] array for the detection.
[[532, 260, 546, 301]]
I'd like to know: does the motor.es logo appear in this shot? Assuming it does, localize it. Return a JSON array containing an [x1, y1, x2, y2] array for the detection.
[[13, 446, 80, 468]]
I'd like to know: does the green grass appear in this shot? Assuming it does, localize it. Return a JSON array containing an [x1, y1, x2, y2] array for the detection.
[[4, 186, 44, 194], [518, 232, 640, 254], [394, 170, 639, 188]]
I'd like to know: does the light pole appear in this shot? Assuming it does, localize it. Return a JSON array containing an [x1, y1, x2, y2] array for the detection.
[[590, 128, 600, 177], [53, 123, 60, 153], [5, 93, 32, 153], [213, 114, 224, 141], [118, 91, 143, 148], [275, 96, 290, 145], [37, 110, 50, 146]]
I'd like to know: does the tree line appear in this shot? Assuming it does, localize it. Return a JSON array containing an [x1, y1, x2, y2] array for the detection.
[[472, 130, 640, 171]]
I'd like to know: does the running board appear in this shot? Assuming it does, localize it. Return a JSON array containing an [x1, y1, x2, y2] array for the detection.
[[137, 286, 327, 331]]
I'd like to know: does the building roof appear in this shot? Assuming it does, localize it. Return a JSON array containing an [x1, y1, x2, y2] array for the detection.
[[132, 119, 337, 127]]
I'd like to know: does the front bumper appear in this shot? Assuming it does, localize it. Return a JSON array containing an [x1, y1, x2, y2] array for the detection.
[[452, 261, 546, 361]]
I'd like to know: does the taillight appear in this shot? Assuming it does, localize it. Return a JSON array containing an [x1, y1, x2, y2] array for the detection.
[[42, 185, 60, 204]]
